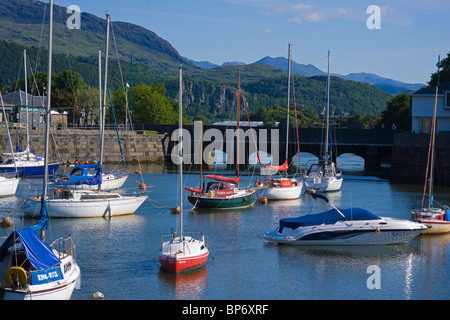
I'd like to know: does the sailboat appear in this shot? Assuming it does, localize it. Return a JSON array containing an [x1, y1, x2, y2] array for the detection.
[[54, 49, 128, 191], [304, 51, 343, 192], [186, 72, 256, 209], [158, 66, 209, 272], [411, 56, 450, 234], [0, 93, 20, 197], [22, 14, 147, 218], [0, 1, 80, 299], [263, 44, 303, 201], [0, 50, 61, 177]]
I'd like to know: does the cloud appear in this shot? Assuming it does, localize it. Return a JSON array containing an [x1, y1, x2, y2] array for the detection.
[[336, 8, 347, 15], [303, 11, 325, 22], [291, 3, 312, 11]]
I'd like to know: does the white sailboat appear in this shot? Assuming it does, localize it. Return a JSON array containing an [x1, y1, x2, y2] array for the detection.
[[0, 93, 20, 197], [0, 1, 80, 300], [263, 44, 302, 201], [54, 49, 127, 191], [0, 50, 61, 177], [23, 14, 147, 218], [304, 51, 343, 192], [159, 67, 209, 272], [410, 56, 450, 234]]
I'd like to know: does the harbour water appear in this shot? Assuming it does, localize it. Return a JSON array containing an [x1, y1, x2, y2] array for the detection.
[[1, 153, 449, 300]]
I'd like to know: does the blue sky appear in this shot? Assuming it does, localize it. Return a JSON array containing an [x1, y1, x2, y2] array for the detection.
[[54, 0, 449, 84]]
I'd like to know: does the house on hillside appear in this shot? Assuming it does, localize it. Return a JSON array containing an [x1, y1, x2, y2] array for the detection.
[[410, 82, 450, 133]]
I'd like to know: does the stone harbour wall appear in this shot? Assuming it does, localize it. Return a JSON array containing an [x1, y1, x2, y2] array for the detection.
[[0, 129, 169, 165]]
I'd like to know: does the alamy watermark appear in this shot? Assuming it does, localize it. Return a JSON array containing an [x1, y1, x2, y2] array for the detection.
[[171, 121, 280, 166], [367, 5, 381, 30], [366, 265, 381, 289], [66, 5, 81, 30]]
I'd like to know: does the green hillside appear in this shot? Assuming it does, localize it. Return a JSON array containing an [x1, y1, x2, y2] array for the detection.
[[0, 0, 393, 125]]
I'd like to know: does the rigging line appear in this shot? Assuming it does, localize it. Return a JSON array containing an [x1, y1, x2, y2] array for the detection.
[[106, 82, 127, 168], [290, 51, 301, 176], [110, 21, 129, 117]]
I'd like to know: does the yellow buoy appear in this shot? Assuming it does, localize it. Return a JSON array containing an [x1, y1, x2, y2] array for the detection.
[[4, 266, 27, 287]]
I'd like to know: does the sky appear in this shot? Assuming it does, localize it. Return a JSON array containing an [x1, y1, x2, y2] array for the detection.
[[53, 0, 450, 84]]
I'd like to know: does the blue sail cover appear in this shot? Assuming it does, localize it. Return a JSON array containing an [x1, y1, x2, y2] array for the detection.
[[55, 165, 102, 186], [278, 208, 381, 232], [0, 227, 61, 270]]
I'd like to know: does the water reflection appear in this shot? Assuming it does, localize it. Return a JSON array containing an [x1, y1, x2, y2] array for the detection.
[[158, 266, 208, 300]]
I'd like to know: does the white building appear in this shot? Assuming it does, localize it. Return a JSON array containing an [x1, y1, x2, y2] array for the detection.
[[410, 82, 450, 133]]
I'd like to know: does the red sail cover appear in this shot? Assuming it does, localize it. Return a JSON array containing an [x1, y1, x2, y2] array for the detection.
[[265, 160, 288, 172], [184, 187, 203, 194], [205, 174, 240, 185]]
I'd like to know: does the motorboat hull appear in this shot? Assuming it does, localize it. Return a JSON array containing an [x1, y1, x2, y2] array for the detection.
[[264, 217, 428, 246], [0, 176, 20, 197], [22, 194, 147, 218]]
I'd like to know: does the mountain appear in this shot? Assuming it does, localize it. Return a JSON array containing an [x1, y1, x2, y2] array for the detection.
[[255, 56, 326, 77], [0, 0, 198, 73], [0, 0, 394, 124], [254, 56, 424, 93]]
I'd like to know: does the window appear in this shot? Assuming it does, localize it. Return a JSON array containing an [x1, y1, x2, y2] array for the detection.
[[445, 91, 450, 109]]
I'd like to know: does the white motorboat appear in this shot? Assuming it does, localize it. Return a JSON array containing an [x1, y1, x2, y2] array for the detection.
[[264, 192, 428, 245], [22, 189, 147, 218]]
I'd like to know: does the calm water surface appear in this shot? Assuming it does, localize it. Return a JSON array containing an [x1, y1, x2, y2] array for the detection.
[[1, 155, 449, 300]]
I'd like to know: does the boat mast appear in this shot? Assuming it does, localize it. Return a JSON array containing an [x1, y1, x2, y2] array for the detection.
[[428, 56, 441, 208], [237, 71, 240, 186], [324, 50, 330, 160], [285, 44, 291, 172], [43, 0, 53, 201], [24, 49, 30, 153], [100, 14, 110, 170], [179, 66, 183, 239], [98, 48, 102, 135]]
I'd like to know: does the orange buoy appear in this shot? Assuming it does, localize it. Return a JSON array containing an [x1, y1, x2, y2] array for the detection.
[[139, 183, 146, 190], [85, 160, 89, 164], [74, 161, 78, 165], [135, 170, 141, 174]]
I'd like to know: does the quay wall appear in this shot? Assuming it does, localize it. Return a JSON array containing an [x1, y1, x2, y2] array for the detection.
[[0, 129, 169, 165], [390, 132, 450, 186]]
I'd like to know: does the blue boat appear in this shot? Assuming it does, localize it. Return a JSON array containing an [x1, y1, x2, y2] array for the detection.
[[0, 150, 60, 176]]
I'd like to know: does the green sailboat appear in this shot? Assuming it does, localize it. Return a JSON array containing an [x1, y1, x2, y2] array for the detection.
[[186, 72, 256, 209]]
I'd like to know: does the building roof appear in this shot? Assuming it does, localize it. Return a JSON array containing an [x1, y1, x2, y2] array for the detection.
[[411, 81, 450, 96], [2, 90, 47, 108]]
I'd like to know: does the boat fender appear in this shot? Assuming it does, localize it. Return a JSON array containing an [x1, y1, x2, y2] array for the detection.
[[210, 191, 215, 198], [4, 266, 27, 287], [375, 227, 380, 234], [139, 183, 146, 190], [243, 197, 247, 202]]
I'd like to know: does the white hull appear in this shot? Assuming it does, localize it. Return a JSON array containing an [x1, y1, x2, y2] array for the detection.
[[1, 245, 80, 300], [265, 182, 303, 200], [264, 217, 428, 246], [304, 175, 342, 192], [64, 174, 128, 191], [23, 192, 147, 218], [0, 176, 20, 197]]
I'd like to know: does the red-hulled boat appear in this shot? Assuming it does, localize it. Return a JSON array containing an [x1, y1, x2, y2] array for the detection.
[[158, 67, 209, 272]]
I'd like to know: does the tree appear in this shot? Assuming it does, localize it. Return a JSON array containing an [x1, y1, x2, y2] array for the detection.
[[378, 92, 411, 130], [429, 52, 450, 86], [112, 83, 181, 125]]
